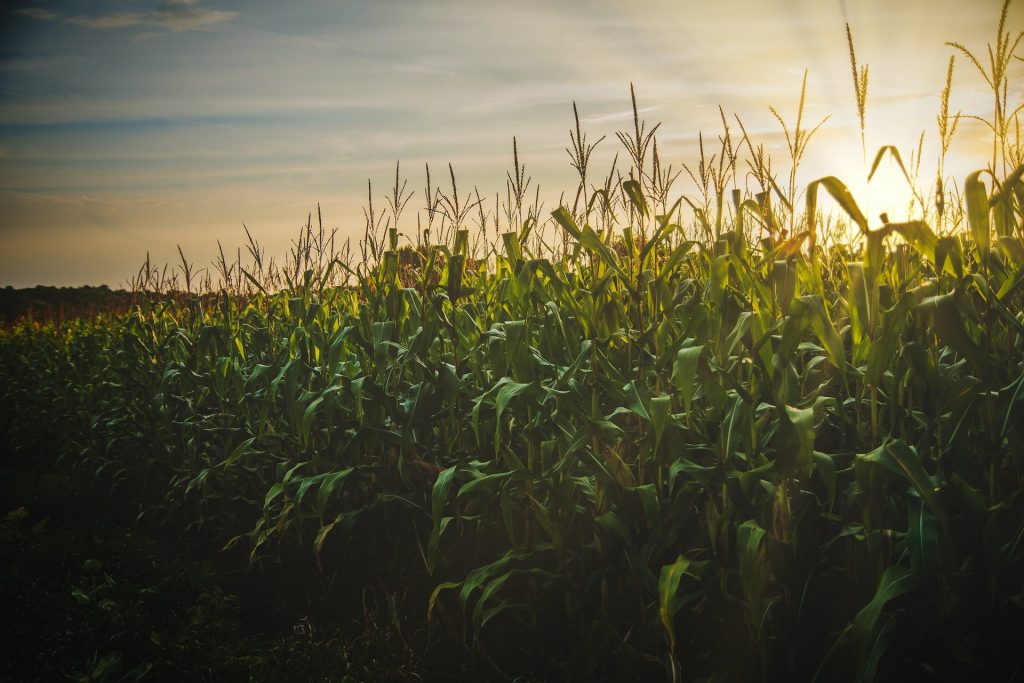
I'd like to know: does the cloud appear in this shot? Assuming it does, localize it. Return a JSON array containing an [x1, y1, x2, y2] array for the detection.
[[16, 0, 238, 33], [67, 13, 145, 29], [582, 106, 659, 126], [14, 8, 59, 20]]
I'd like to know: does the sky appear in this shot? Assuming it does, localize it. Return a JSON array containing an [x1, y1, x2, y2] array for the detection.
[[0, 0, 1020, 287]]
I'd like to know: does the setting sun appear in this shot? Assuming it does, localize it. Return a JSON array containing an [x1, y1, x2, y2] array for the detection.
[[826, 156, 920, 244]]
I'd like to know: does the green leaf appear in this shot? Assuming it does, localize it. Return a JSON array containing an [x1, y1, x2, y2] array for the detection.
[[860, 615, 897, 683], [807, 176, 868, 237], [847, 262, 875, 353], [658, 555, 691, 652], [525, 492, 563, 550], [738, 458, 775, 498], [802, 295, 846, 371], [936, 236, 964, 278], [965, 170, 990, 253], [300, 395, 324, 446], [657, 240, 698, 280], [868, 145, 914, 188], [458, 471, 512, 498], [314, 515, 342, 570], [776, 296, 813, 365], [446, 254, 466, 301], [737, 520, 768, 612], [495, 380, 532, 422], [551, 206, 582, 240], [427, 467, 457, 574], [316, 468, 354, 522], [459, 551, 517, 605], [501, 231, 523, 263], [721, 394, 750, 461], [578, 226, 637, 296], [907, 495, 939, 583], [263, 482, 285, 510], [650, 395, 672, 453], [493, 379, 533, 451], [669, 458, 715, 492], [772, 259, 797, 313], [997, 262, 1024, 300], [852, 565, 915, 644], [723, 312, 753, 360], [295, 473, 326, 511], [595, 510, 632, 546], [471, 570, 514, 640], [813, 451, 836, 511], [865, 292, 915, 387], [640, 201, 681, 266], [997, 236, 1024, 265], [988, 163, 1024, 207], [919, 294, 988, 376], [622, 380, 651, 421], [859, 440, 946, 527], [672, 345, 704, 414], [427, 581, 461, 624], [622, 179, 649, 218], [886, 220, 938, 262]]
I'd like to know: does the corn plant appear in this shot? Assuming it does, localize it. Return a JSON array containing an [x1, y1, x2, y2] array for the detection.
[[2, 5, 1024, 680]]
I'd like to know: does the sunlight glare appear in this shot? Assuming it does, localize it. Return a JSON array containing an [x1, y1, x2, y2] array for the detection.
[[838, 160, 916, 244]]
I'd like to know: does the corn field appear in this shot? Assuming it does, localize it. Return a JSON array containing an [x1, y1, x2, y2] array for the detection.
[[2, 6, 1024, 681]]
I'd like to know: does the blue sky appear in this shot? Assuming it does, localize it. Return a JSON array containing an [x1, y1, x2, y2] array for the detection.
[[0, 0, 1017, 286]]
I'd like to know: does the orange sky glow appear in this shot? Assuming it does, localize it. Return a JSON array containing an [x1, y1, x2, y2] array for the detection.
[[0, 0, 1020, 287]]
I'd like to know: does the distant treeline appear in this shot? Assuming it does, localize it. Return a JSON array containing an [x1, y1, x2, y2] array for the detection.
[[0, 285, 138, 325]]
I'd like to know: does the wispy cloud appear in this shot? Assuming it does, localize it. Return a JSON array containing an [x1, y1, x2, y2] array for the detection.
[[16, 0, 238, 33], [582, 106, 659, 126], [14, 7, 59, 21]]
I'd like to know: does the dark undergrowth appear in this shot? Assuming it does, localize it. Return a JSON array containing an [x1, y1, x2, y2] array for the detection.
[[0, 453, 454, 683]]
